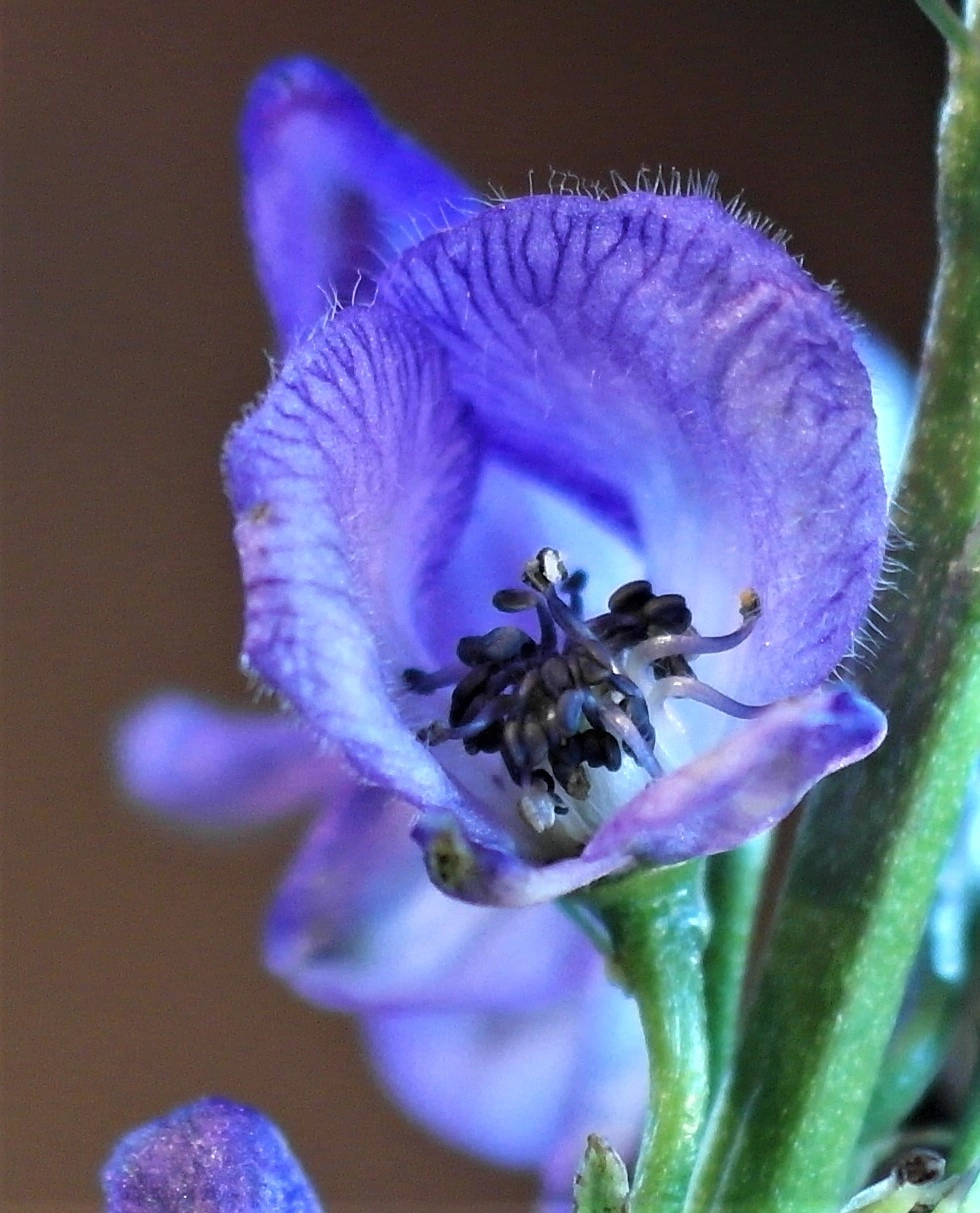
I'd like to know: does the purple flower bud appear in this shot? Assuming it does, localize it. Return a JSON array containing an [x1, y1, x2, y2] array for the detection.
[[101, 1098, 322, 1213]]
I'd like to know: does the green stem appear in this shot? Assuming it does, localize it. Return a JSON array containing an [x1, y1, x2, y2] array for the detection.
[[690, 14, 980, 1213], [915, 0, 971, 53], [702, 839, 768, 1097], [578, 862, 710, 1213]]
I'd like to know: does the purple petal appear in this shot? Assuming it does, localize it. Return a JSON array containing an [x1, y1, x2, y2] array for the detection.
[[101, 1097, 322, 1213], [115, 693, 338, 830], [241, 57, 475, 350], [378, 193, 886, 701], [585, 682, 886, 866], [413, 813, 629, 907], [414, 684, 885, 905], [361, 967, 645, 1174], [224, 303, 480, 809], [265, 786, 594, 1012]]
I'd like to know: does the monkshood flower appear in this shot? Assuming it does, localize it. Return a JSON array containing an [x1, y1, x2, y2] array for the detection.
[[222, 58, 888, 908], [101, 1097, 322, 1213], [117, 57, 903, 1202]]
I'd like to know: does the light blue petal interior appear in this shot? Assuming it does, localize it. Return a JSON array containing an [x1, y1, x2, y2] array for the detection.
[[854, 329, 916, 499], [426, 457, 645, 664]]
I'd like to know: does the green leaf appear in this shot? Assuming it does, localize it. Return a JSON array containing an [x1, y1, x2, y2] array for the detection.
[[689, 16, 980, 1213]]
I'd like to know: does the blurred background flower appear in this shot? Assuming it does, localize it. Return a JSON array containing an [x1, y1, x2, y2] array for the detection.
[[4, 2, 943, 1208]]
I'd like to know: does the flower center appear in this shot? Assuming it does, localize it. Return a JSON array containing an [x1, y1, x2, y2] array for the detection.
[[404, 548, 762, 853]]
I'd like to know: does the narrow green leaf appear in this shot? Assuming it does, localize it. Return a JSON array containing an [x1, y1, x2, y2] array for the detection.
[[691, 15, 980, 1213]]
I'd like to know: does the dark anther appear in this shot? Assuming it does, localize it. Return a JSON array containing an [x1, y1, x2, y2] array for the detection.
[[600, 732, 623, 771], [500, 720, 528, 785], [492, 587, 539, 614], [555, 688, 586, 733], [520, 718, 550, 769], [403, 664, 464, 693], [463, 719, 503, 755], [448, 666, 493, 727], [404, 548, 763, 839], [456, 626, 536, 667], [581, 729, 622, 771], [532, 768, 555, 794], [574, 653, 612, 685], [552, 737, 591, 799], [540, 656, 575, 697], [642, 593, 692, 633], [608, 579, 653, 614]]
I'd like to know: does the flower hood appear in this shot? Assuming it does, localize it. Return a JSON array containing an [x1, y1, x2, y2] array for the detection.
[[224, 93, 888, 905]]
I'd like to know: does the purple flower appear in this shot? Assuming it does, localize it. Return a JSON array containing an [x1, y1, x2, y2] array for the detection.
[[101, 1097, 322, 1213], [224, 58, 887, 908], [117, 56, 897, 1200]]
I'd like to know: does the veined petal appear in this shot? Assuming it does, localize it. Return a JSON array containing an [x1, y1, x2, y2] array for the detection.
[[361, 966, 645, 1173], [585, 682, 886, 866], [224, 303, 480, 809], [414, 684, 885, 905], [265, 785, 595, 1012], [101, 1097, 322, 1213], [115, 693, 337, 829], [241, 56, 475, 350], [378, 193, 886, 701]]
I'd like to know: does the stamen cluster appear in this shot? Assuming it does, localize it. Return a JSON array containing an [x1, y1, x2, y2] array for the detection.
[[406, 549, 761, 844]]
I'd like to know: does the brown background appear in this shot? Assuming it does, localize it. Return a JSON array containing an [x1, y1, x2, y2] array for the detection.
[[3, 2, 944, 1209]]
